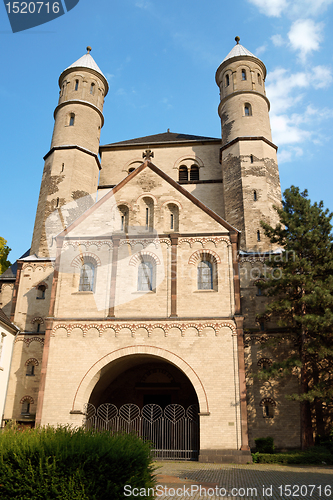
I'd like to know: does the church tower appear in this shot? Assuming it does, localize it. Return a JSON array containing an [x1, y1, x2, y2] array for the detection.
[[216, 37, 281, 251], [31, 47, 108, 257]]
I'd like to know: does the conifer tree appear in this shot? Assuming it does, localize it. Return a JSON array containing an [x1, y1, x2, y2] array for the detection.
[[0, 237, 11, 275], [259, 186, 333, 449]]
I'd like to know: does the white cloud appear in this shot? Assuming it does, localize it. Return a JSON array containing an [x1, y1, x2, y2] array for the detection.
[[271, 34, 285, 47], [312, 65, 333, 88], [255, 44, 267, 56], [247, 0, 288, 17], [288, 19, 323, 61], [247, 0, 333, 17]]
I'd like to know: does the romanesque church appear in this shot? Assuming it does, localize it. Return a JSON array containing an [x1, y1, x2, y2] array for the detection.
[[0, 39, 300, 462]]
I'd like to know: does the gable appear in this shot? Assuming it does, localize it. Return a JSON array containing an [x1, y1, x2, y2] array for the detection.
[[61, 161, 238, 239]]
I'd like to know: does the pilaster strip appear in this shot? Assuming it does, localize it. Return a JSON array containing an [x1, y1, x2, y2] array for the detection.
[[234, 315, 250, 451], [170, 234, 178, 317], [108, 237, 120, 317], [10, 261, 23, 322]]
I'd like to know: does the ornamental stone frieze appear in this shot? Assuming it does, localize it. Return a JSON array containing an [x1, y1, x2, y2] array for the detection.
[[51, 320, 237, 338]]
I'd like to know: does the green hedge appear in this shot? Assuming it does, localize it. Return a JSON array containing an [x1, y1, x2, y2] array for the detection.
[[0, 426, 155, 499], [252, 447, 333, 465]]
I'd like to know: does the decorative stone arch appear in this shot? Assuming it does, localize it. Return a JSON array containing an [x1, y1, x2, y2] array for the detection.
[[257, 357, 272, 369], [123, 159, 144, 174], [20, 395, 34, 404], [129, 251, 161, 267], [35, 281, 48, 290], [135, 193, 158, 206], [173, 155, 204, 171], [72, 345, 209, 414], [31, 317, 44, 325], [188, 249, 221, 266], [25, 358, 39, 367], [160, 199, 183, 210], [71, 253, 101, 269]]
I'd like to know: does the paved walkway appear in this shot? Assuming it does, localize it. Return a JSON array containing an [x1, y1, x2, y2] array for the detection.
[[150, 461, 333, 499]]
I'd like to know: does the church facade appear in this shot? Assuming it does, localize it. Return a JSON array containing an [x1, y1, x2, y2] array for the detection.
[[0, 40, 301, 462]]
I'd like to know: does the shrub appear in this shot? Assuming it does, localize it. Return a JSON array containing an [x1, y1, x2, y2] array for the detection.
[[254, 437, 275, 454], [0, 426, 155, 500], [251, 447, 333, 465]]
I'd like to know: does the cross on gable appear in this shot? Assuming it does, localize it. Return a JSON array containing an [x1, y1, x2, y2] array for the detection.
[[143, 149, 154, 161]]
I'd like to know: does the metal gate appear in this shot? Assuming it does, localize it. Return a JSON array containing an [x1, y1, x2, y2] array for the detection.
[[83, 403, 199, 460]]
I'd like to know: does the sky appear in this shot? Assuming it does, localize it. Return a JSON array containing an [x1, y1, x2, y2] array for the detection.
[[1, 0, 333, 263]]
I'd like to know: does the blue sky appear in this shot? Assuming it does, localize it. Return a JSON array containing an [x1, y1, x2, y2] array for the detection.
[[1, 0, 332, 262]]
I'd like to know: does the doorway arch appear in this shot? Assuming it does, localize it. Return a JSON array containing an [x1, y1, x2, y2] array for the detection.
[[72, 345, 209, 413]]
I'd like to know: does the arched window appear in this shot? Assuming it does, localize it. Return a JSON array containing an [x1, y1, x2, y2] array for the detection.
[[117, 205, 129, 232], [257, 230, 261, 242], [242, 69, 246, 80], [69, 113, 75, 126], [138, 261, 154, 291], [260, 398, 276, 418], [190, 165, 199, 181], [165, 203, 179, 232], [250, 154, 254, 164], [258, 73, 262, 85], [253, 190, 257, 201], [79, 262, 95, 291], [142, 197, 154, 231], [178, 166, 188, 182], [90, 83, 95, 95], [244, 103, 252, 116], [75, 80, 79, 91], [21, 400, 30, 415], [36, 285, 46, 300], [225, 74, 230, 87], [198, 261, 213, 290], [26, 363, 35, 376], [128, 167, 135, 173], [258, 358, 272, 371]]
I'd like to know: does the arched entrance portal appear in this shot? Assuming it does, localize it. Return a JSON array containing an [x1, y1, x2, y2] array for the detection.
[[85, 354, 200, 460]]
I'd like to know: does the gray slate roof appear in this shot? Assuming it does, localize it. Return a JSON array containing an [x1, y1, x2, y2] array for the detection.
[[0, 308, 18, 332], [102, 131, 220, 148], [222, 43, 256, 63], [0, 249, 30, 280]]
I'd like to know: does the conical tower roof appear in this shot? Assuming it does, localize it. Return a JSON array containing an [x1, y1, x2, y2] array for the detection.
[[216, 37, 266, 80], [59, 47, 108, 94]]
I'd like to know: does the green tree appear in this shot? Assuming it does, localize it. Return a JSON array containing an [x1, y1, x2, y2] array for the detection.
[[259, 186, 333, 449], [0, 237, 11, 275]]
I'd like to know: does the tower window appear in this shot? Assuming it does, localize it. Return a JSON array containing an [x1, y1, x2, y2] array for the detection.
[[170, 213, 174, 230], [225, 74, 230, 87], [79, 262, 95, 292], [242, 69, 246, 80], [257, 230, 261, 242], [36, 323, 41, 333], [26, 363, 35, 376], [61, 163, 65, 172], [21, 401, 30, 415], [75, 80, 79, 91], [253, 190, 257, 201], [258, 73, 262, 85], [69, 113, 75, 126], [178, 166, 188, 182], [190, 165, 199, 181], [260, 398, 276, 418], [244, 103, 252, 116], [257, 286, 262, 296], [90, 83, 95, 95], [145, 207, 149, 230], [250, 155, 254, 164], [36, 285, 46, 300]]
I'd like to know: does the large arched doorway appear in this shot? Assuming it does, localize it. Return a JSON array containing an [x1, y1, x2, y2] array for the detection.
[[85, 354, 200, 460]]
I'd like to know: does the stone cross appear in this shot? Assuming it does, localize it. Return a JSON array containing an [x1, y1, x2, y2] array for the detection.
[[143, 149, 154, 160]]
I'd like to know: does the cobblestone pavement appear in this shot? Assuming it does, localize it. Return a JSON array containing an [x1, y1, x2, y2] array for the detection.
[[150, 461, 333, 499]]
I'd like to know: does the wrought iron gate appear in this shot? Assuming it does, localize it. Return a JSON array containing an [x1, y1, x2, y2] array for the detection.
[[83, 403, 199, 460]]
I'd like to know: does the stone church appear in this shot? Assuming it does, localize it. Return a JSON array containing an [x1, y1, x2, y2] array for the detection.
[[0, 38, 300, 462]]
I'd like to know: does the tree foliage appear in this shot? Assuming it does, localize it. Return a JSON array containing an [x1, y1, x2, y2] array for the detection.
[[0, 237, 11, 275], [259, 186, 333, 448]]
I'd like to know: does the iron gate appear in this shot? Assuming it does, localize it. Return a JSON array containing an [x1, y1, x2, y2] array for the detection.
[[83, 403, 199, 460]]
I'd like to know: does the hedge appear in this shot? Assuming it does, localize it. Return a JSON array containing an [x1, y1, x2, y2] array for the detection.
[[0, 426, 155, 499]]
